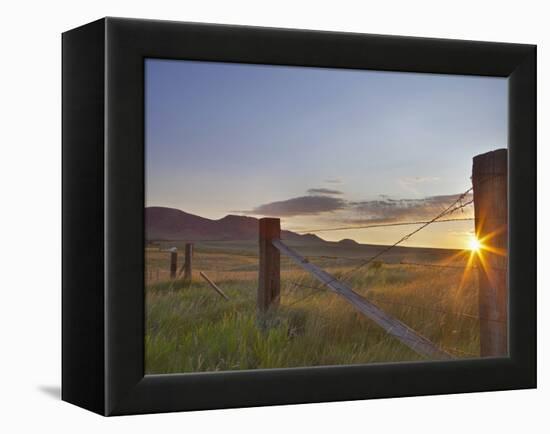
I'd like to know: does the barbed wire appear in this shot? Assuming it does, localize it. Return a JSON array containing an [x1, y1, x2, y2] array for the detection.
[[334, 187, 474, 284], [291, 249, 472, 262], [290, 216, 474, 235], [400, 261, 474, 270], [284, 281, 328, 307], [284, 281, 477, 359], [445, 198, 474, 215], [395, 261, 503, 271], [278, 186, 475, 295]]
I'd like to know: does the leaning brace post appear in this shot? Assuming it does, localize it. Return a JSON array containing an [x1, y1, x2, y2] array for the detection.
[[472, 149, 508, 357], [169, 249, 178, 280], [184, 243, 193, 284], [258, 218, 281, 314]]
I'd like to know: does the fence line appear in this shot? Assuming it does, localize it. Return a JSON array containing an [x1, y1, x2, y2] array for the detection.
[[291, 216, 474, 235], [337, 187, 473, 281], [400, 261, 504, 272], [399, 261, 474, 270], [287, 254, 471, 264], [272, 238, 454, 360], [145, 151, 509, 360], [286, 282, 328, 307], [286, 187, 474, 294]]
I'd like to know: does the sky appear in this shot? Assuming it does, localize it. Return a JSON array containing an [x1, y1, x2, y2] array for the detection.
[[145, 59, 507, 249]]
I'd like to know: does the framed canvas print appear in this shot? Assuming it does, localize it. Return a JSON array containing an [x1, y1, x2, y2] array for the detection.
[[62, 17, 536, 416]]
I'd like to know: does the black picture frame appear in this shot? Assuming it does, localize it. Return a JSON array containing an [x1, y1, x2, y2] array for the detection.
[[62, 17, 536, 416]]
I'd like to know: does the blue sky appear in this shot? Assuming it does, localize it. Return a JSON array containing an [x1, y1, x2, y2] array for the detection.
[[145, 59, 507, 248]]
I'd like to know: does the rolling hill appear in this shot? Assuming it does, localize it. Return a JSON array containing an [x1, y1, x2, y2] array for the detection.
[[145, 206, 324, 243], [145, 207, 463, 265]]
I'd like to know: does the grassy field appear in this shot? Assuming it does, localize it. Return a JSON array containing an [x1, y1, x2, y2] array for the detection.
[[145, 241, 480, 374]]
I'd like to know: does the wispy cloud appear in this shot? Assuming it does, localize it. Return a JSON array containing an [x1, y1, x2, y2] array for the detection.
[[243, 195, 347, 217], [307, 188, 343, 195], [324, 178, 343, 185], [242, 192, 472, 221], [348, 193, 473, 223]]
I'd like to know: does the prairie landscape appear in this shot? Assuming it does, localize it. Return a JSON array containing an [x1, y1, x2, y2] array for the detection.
[[144, 59, 507, 374], [145, 237, 480, 374]]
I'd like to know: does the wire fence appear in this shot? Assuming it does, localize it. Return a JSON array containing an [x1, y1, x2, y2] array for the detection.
[[145, 162, 510, 360], [272, 182, 500, 356], [337, 187, 473, 281], [399, 261, 475, 270], [281, 186, 475, 295], [146, 238, 260, 290], [147, 186, 480, 323], [290, 216, 474, 235]]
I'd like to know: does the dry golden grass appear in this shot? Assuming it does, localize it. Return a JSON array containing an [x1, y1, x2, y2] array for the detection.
[[145, 242, 480, 374]]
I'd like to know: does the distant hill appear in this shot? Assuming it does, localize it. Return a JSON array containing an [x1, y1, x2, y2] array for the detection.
[[338, 238, 359, 246], [145, 207, 325, 243]]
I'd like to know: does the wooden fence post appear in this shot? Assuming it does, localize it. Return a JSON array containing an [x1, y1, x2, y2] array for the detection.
[[472, 148, 508, 357], [170, 249, 178, 280], [184, 243, 193, 284], [258, 218, 281, 314]]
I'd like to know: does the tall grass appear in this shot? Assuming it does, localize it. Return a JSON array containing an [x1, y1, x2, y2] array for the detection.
[[145, 246, 480, 374]]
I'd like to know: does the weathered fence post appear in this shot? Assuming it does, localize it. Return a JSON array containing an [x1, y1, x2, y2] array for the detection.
[[472, 148, 508, 357], [170, 249, 178, 280], [184, 243, 193, 284], [258, 218, 281, 313]]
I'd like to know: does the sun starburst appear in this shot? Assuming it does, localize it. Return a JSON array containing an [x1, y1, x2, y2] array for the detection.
[[468, 236, 482, 252]]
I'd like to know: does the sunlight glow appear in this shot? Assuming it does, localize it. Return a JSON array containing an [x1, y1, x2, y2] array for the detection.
[[468, 237, 482, 252]]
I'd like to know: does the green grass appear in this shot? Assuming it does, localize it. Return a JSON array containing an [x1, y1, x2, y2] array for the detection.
[[145, 243, 480, 374]]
